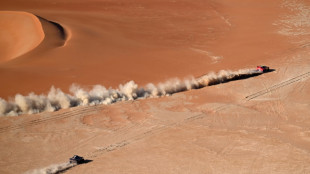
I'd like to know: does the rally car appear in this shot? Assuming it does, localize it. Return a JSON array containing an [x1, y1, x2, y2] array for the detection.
[[69, 155, 85, 164], [256, 65, 270, 72]]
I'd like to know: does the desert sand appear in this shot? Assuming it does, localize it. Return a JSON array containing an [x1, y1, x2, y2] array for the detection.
[[0, 0, 310, 173]]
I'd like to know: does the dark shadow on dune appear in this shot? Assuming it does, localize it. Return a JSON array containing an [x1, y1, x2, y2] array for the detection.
[[35, 15, 67, 46], [48, 20, 66, 40]]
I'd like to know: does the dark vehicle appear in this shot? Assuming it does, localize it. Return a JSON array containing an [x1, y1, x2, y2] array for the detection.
[[69, 155, 85, 164], [256, 65, 270, 72]]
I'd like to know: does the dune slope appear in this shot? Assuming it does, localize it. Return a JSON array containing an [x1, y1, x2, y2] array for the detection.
[[0, 11, 44, 63]]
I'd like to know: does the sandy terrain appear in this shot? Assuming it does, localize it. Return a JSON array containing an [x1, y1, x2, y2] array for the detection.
[[0, 0, 293, 98], [0, 0, 310, 173]]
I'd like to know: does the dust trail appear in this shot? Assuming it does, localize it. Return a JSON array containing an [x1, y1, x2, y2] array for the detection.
[[0, 68, 261, 116], [24, 162, 76, 174]]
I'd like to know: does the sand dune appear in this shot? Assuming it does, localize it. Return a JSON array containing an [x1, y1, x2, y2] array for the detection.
[[0, 11, 44, 63], [0, 11, 68, 64], [1, 0, 310, 174]]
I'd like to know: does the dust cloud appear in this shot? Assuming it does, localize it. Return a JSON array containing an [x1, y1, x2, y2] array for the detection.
[[0, 68, 261, 116], [24, 162, 76, 174]]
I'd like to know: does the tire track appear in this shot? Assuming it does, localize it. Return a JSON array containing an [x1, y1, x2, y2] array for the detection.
[[85, 112, 206, 159], [59, 71, 310, 173], [85, 71, 310, 158], [0, 105, 102, 133], [9, 70, 310, 173], [245, 72, 310, 100]]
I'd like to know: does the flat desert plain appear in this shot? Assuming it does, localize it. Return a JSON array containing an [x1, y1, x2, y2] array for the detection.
[[0, 0, 310, 173]]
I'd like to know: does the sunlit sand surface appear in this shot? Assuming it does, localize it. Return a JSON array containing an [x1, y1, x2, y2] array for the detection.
[[0, 0, 310, 173]]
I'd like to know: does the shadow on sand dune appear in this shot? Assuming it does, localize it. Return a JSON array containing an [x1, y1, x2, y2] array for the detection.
[[36, 15, 68, 47]]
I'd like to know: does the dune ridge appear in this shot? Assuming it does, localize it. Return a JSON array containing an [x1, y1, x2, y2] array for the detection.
[[0, 68, 261, 116]]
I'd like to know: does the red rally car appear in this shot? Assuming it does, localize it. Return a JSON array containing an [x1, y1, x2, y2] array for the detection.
[[256, 65, 270, 72]]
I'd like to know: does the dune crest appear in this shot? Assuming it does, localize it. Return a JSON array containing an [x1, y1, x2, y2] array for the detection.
[[0, 11, 45, 63]]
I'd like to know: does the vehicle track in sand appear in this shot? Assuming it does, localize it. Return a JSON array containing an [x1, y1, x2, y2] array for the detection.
[[0, 105, 102, 133], [2, 69, 310, 174], [0, 70, 272, 134], [85, 112, 207, 159], [1, 70, 308, 134], [245, 71, 310, 100], [82, 70, 310, 161], [6, 69, 307, 173]]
